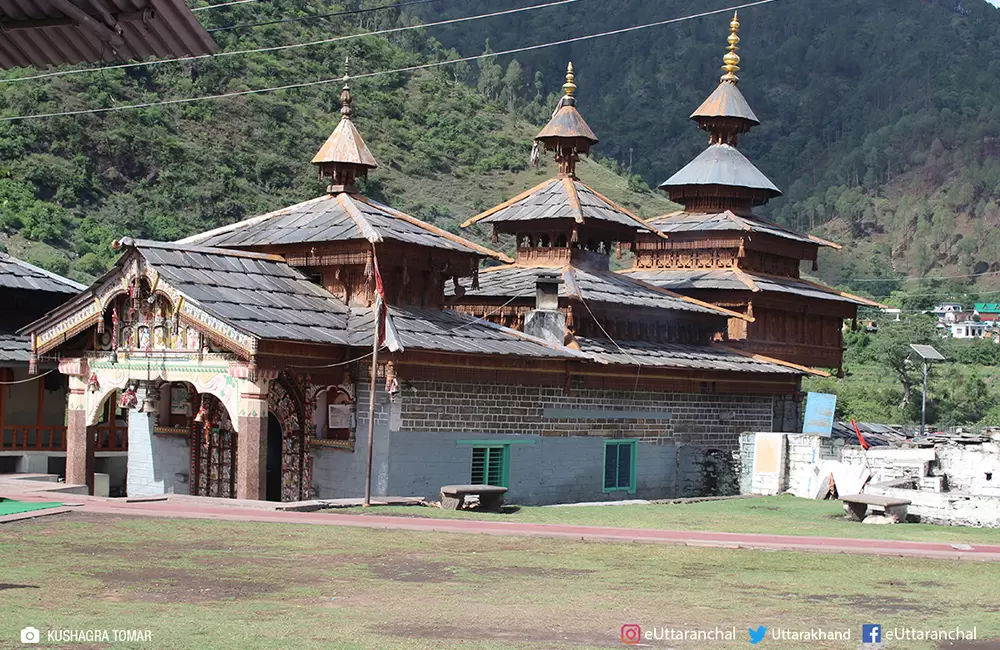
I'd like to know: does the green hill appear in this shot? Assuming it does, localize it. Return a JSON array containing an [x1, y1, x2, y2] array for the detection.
[[4, 0, 1000, 296], [0, 2, 670, 281]]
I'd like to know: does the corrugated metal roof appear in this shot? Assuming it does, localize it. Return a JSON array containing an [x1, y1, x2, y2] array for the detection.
[[576, 337, 799, 374], [128, 239, 352, 346], [348, 304, 582, 358], [623, 268, 880, 307], [0, 330, 30, 363], [461, 177, 652, 232], [659, 144, 780, 195], [0, 252, 85, 294], [450, 264, 730, 317], [179, 192, 505, 260], [0, 0, 217, 69], [645, 210, 838, 248], [690, 82, 759, 124]]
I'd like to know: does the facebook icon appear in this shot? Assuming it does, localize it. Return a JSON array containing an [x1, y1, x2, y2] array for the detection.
[[862, 624, 883, 645]]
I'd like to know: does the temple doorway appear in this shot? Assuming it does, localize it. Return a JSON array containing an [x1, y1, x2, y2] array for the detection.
[[266, 414, 283, 502], [190, 393, 237, 498]]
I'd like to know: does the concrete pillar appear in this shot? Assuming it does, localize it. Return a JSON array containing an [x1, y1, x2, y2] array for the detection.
[[236, 393, 267, 500]]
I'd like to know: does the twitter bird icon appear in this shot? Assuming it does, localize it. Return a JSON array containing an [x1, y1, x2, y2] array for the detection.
[[748, 626, 768, 645]]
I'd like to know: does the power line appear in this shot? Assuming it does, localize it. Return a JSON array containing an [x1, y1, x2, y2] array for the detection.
[[833, 270, 1000, 283], [0, 0, 781, 122], [190, 0, 259, 12], [208, 0, 457, 33], [0, 0, 579, 86]]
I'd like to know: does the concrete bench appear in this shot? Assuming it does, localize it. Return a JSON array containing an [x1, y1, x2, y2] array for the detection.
[[840, 494, 911, 522], [440, 484, 507, 511]]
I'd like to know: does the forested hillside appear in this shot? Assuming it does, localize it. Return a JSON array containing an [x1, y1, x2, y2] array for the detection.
[[422, 0, 1000, 298], [2, 0, 1000, 293]]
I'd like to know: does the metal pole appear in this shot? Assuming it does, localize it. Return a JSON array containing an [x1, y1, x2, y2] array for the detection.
[[363, 309, 380, 507], [921, 360, 928, 437]]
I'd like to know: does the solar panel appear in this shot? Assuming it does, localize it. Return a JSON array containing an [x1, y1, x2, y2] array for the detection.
[[910, 344, 946, 361]]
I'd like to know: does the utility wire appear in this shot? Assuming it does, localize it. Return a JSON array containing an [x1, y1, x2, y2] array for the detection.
[[0, 0, 579, 86], [208, 0, 459, 33], [0, 369, 55, 385], [0, 0, 780, 122], [190, 0, 259, 12]]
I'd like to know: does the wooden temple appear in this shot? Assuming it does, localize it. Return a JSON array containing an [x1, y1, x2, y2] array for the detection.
[[17, 48, 828, 505], [452, 61, 816, 398], [625, 14, 881, 373]]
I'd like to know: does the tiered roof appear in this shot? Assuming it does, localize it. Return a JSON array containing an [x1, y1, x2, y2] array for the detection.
[[0, 252, 85, 294]]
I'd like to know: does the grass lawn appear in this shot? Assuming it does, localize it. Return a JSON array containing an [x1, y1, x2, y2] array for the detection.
[[331, 495, 1000, 545], [1, 511, 998, 650]]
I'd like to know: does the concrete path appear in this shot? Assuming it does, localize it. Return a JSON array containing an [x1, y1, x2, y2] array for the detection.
[[3, 491, 999, 562]]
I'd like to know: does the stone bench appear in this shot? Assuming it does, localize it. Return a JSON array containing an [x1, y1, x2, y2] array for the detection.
[[440, 484, 507, 511], [840, 494, 911, 522]]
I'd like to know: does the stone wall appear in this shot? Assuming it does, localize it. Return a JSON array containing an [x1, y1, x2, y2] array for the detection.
[[310, 378, 750, 504], [398, 380, 775, 451]]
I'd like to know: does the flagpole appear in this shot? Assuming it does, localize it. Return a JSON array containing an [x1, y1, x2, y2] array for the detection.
[[363, 296, 380, 508]]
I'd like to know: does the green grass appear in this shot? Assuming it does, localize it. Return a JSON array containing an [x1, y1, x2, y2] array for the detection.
[[0, 511, 997, 649], [0, 499, 62, 516], [331, 495, 1000, 545]]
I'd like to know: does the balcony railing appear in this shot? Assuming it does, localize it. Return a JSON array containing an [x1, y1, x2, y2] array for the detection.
[[1, 424, 128, 452]]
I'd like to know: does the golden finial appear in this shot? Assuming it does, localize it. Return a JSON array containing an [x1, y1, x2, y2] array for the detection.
[[562, 61, 577, 97], [340, 56, 352, 118], [720, 11, 741, 84]]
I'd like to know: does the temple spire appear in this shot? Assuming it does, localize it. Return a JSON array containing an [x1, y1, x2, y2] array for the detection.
[[534, 61, 598, 177], [311, 57, 378, 194], [720, 11, 740, 84]]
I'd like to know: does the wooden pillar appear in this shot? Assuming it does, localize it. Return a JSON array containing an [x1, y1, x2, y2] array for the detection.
[[65, 375, 94, 493], [235, 391, 268, 501]]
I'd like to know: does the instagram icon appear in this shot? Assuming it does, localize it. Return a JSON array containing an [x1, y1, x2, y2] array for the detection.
[[621, 624, 641, 644]]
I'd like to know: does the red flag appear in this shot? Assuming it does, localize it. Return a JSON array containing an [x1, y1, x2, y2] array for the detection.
[[371, 250, 403, 352], [851, 419, 871, 450]]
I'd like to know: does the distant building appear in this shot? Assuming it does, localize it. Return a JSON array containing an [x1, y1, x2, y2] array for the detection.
[[973, 303, 1000, 322], [948, 319, 992, 339]]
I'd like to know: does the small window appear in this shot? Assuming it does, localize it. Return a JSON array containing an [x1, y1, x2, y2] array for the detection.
[[604, 440, 637, 494], [471, 445, 508, 487]]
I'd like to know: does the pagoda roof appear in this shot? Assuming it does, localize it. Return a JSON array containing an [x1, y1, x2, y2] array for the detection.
[[449, 264, 748, 320], [536, 103, 599, 144], [348, 305, 583, 359], [691, 81, 759, 124], [576, 337, 815, 375], [0, 252, 84, 294], [461, 177, 654, 233], [645, 210, 840, 249], [659, 144, 780, 196], [0, 0, 216, 69], [180, 193, 509, 261], [311, 116, 378, 169], [623, 268, 883, 307]]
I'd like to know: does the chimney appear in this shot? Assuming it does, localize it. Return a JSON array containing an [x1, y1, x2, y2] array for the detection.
[[524, 272, 566, 346]]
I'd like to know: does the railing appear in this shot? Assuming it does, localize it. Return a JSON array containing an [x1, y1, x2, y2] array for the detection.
[[1, 424, 128, 452]]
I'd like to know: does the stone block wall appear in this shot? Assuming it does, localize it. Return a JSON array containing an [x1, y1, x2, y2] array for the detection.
[[397, 380, 774, 451], [310, 378, 751, 504]]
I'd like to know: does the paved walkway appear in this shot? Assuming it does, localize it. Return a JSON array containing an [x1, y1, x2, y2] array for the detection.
[[4, 490, 1000, 562]]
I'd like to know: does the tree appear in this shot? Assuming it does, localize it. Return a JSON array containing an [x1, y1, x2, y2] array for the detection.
[[867, 315, 940, 407], [502, 60, 524, 112], [476, 40, 503, 102]]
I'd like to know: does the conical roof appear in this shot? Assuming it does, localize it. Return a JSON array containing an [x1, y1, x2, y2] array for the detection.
[[691, 81, 759, 125], [659, 144, 780, 196], [312, 77, 378, 170]]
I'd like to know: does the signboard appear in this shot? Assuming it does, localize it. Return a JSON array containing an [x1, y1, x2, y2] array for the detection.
[[802, 392, 837, 437], [328, 404, 353, 430]]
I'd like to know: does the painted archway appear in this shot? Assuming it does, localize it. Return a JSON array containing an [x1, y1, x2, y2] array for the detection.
[[267, 372, 313, 501], [189, 392, 238, 498]]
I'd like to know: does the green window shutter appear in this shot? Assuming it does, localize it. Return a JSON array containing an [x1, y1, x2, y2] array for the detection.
[[603, 440, 637, 494], [471, 445, 510, 487]]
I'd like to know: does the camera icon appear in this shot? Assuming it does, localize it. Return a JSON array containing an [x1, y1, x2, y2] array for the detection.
[[20, 627, 40, 644]]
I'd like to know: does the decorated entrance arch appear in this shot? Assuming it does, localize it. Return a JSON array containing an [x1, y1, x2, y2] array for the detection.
[[268, 372, 314, 502]]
